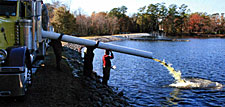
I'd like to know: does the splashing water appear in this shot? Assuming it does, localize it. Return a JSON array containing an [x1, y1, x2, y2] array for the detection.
[[151, 58, 223, 89], [152, 58, 185, 83]]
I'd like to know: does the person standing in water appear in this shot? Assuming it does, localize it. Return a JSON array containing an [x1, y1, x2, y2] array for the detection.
[[102, 50, 114, 85]]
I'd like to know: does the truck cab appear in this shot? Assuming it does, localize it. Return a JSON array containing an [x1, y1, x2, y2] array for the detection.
[[0, 0, 46, 97]]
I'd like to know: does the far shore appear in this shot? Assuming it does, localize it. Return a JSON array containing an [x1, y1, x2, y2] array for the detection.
[[78, 33, 225, 39], [80, 33, 151, 42], [167, 33, 225, 38], [62, 33, 225, 47]]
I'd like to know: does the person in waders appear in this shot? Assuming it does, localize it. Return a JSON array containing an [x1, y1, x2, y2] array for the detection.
[[83, 41, 99, 77], [48, 34, 63, 70], [102, 50, 114, 85], [83, 46, 95, 77], [42, 1, 63, 70]]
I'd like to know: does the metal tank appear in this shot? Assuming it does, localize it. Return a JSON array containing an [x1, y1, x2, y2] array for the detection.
[[19, 19, 32, 50], [36, 0, 42, 43]]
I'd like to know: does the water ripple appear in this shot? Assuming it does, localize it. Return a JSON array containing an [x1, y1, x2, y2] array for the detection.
[[93, 38, 225, 106]]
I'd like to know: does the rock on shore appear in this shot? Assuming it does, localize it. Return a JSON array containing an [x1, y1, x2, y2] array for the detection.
[[0, 46, 130, 107], [62, 45, 131, 106]]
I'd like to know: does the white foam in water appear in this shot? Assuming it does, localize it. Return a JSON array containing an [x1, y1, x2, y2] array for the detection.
[[169, 78, 223, 89], [152, 58, 224, 89]]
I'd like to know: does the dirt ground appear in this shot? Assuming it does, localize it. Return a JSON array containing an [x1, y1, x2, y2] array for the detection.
[[0, 47, 130, 107]]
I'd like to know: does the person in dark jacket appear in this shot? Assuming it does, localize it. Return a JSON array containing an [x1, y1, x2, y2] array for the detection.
[[42, 1, 62, 70], [48, 35, 62, 70], [102, 50, 114, 85], [83, 41, 99, 77], [83, 46, 95, 77]]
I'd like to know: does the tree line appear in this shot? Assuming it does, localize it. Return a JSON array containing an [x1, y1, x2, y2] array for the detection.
[[46, 2, 225, 36]]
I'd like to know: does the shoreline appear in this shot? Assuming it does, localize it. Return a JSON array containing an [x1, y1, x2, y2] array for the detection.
[[79, 33, 151, 42], [79, 33, 225, 40], [61, 33, 147, 106], [60, 33, 150, 106], [0, 46, 130, 106], [167, 33, 225, 38], [62, 33, 225, 48], [62, 45, 131, 106], [61, 33, 225, 106]]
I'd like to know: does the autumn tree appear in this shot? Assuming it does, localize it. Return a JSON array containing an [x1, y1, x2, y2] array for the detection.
[[91, 12, 107, 35], [188, 13, 204, 33], [75, 15, 91, 36], [46, 1, 61, 23], [201, 13, 212, 33], [210, 13, 221, 34], [218, 13, 225, 34], [106, 15, 119, 34], [47, 1, 224, 37], [51, 5, 76, 34]]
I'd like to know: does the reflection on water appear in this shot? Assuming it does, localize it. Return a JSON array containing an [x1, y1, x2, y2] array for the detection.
[[166, 88, 181, 106], [93, 38, 225, 106]]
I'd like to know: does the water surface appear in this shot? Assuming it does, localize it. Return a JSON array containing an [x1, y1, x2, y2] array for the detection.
[[93, 38, 225, 106]]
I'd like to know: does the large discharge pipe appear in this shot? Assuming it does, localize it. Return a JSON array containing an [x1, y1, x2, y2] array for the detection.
[[42, 31, 153, 59]]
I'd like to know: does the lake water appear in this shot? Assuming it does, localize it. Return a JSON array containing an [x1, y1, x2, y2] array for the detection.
[[93, 38, 225, 106]]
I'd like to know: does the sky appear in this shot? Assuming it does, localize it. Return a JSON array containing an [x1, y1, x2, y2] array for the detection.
[[43, 0, 225, 16]]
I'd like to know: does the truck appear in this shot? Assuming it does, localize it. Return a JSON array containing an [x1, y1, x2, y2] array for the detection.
[[0, 0, 153, 97], [0, 0, 47, 97]]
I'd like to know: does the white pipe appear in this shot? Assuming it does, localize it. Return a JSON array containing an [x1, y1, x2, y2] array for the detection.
[[42, 31, 153, 59]]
